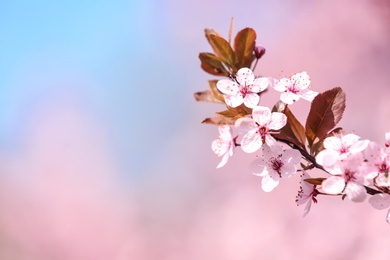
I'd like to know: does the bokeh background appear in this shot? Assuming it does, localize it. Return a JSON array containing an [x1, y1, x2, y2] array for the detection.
[[0, 0, 390, 259]]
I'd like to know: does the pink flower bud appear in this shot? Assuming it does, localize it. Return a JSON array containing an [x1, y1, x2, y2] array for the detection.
[[254, 45, 266, 59]]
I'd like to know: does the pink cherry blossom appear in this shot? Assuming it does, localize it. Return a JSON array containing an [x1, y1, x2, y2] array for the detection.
[[211, 125, 235, 168], [321, 153, 367, 202], [253, 144, 301, 192], [273, 71, 318, 105], [368, 194, 390, 225], [235, 106, 287, 153], [296, 171, 319, 217], [365, 141, 390, 187], [316, 133, 369, 168], [216, 67, 269, 108]]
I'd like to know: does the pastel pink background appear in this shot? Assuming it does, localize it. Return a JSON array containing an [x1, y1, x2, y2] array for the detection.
[[0, 0, 389, 259]]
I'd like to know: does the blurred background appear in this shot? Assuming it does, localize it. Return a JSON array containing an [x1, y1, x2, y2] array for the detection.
[[0, 0, 390, 259]]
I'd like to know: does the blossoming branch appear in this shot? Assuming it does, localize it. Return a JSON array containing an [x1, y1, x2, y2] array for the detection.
[[193, 23, 390, 224]]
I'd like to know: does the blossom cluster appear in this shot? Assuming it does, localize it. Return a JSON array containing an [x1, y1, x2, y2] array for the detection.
[[195, 25, 390, 224]]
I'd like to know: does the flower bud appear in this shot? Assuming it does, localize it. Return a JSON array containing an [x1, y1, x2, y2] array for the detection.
[[254, 45, 266, 59]]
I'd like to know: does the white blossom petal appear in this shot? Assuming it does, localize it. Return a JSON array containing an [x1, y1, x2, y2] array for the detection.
[[268, 112, 287, 130], [345, 181, 366, 202], [243, 93, 260, 108], [225, 93, 244, 107], [369, 194, 390, 210], [216, 79, 239, 95], [251, 77, 270, 92], [274, 78, 288, 92], [236, 67, 254, 86], [298, 89, 318, 102], [281, 162, 297, 178], [241, 130, 263, 153], [302, 199, 312, 218], [280, 92, 299, 105], [261, 172, 280, 192], [252, 106, 271, 126], [235, 118, 257, 134], [322, 176, 345, 194], [323, 136, 343, 151], [217, 152, 230, 168], [316, 149, 339, 168]]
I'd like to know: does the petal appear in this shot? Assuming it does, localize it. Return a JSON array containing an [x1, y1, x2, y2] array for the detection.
[[292, 71, 310, 89], [243, 93, 260, 108], [251, 77, 269, 92], [217, 152, 230, 168], [368, 194, 390, 210], [280, 92, 299, 105], [386, 209, 390, 225], [263, 142, 283, 157], [273, 78, 289, 92], [315, 149, 339, 168], [235, 118, 257, 134], [298, 89, 318, 102], [212, 140, 230, 157], [218, 125, 233, 140], [281, 162, 297, 178], [225, 93, 244, 108], [264, 135, 278, 147], [349, 140, 369, 154], [300, 171, 315, 195], [236, 67, 255, 85], [216, 79, 239, 94], [282, 149, 301, 164], [302, 199, 312, 217], [268, 112, 287, 130], [261, 172, 280, 192], [323, 136, 343, 151], [345, 181, 366, 202], [241, 131, 263, 153], [322, 176, 345, 194], [252, 106, 271, 126]]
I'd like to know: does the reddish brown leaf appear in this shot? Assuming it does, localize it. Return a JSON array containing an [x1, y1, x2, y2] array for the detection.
[[208, 80, 225, 103], [234, 28, 256, 69], [208, 34, 236, 70], [305, 87, 346, 153], [304, 178, 326, 186], [199, 52, 229, 76], [193, 90, 224, 103]]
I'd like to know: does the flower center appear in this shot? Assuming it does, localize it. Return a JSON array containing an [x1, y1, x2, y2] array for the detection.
[[269, 156, 284, 176], [287, 83, 299, 94], [239, 84, 250, 96], [343, 169, 356, 182]]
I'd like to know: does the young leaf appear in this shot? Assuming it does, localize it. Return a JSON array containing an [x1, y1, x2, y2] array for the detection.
[[202, 104, 252, 126], [305, 87, 346, 153], [208, 34, 236, 70], [304, 178, 326, 186], [193, 90, 224, 103], [208, 80, 225, 103], [273, 105, 306, 150], [234, 28, 256, 69], [193, 80, 225, 103], [199, 52, 229, 76]]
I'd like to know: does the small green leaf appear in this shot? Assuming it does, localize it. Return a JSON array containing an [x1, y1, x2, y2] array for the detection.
[[304, 178, 326, 186], [305, 87, 346, 154], [234, 28, 256, 69], [199, 52, 229, 76], [208, 34, 236, 70]]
